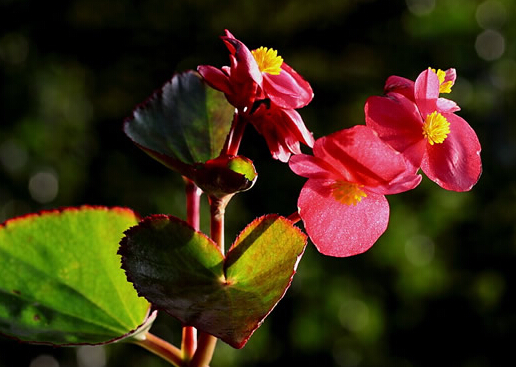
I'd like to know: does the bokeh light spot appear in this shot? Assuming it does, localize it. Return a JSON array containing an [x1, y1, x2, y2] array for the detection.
[[338, 298, 369, 332], [28, 170, 59, 204], [0, 139, 28, 172], [29, 355, 59, 367], [476, 0, 506, 29], [473, 271, 505, 309], [405, 0, 435, 16], [333, 339, 362, 367], [490, 58, 516, 90], [475, 29, 505, 61], [77, 345, 106, 367], [405, 235, 435, 266]]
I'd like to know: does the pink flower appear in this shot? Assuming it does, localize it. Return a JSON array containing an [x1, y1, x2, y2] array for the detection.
[[198, 30, 314, 162], [365, 68, 482, 192], [198, 30, 262, 109], [384, 68, 459, 113], [249, 102, 314, 162], [198, 30, 313, 111], [289, 125, 421, 257]]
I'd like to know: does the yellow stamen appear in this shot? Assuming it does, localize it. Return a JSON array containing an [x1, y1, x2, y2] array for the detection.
[[331, 181, 367, 206], [422, 111, 450, 145], [430, 67, 453, 94], [251, 47, 283, 75]]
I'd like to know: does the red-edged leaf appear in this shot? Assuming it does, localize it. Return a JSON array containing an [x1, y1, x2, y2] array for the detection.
[[124, 70, 234, 176], [119, 214, 307, 348], [0, 206, 151, 345]]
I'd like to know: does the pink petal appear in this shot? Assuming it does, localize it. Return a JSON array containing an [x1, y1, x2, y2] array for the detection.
[[415, 68, 439, 116], [368, 169, 422, 195], [437, 97, 461, 113], [421, 113, 482, 192], [221, 35, 262, 86], [281, 108, 315, 148], [313, 125, 419, 191], [262, 63, 313, 109], [364, 94, 426, 168], [249, 105, 313, 162], [298, 179, 390, 257], [289, 154, 340, 180], [197, 65, 232, 95], [384, 75, 415, 101], [444, 68, 457, 85]]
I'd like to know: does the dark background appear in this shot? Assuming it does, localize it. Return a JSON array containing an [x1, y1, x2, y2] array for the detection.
[[1, 0, 514, 366]]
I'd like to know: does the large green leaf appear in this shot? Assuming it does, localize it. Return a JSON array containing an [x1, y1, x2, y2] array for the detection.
[[119, 214, 307, 348], [0, 206, 151, 345], [123, 70, 235, 176]]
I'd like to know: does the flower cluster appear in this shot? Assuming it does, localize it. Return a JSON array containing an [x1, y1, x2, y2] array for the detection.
[[199, 31, 482, 258], [198, 30, 314, 162]]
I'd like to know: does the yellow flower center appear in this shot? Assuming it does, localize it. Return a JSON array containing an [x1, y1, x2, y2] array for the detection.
[[331, 181, 367, 206], [431, 67, 453, 94], [422, 111, 450, 145], [251, 47, 283, 75]]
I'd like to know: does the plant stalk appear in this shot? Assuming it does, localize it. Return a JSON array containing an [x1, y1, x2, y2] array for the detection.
[[287, 211, 301, 224], [222, 111, 247, 156], [134, 332, 184, 367], [182, 178, 203, 361], [189, 194, 230, 367]]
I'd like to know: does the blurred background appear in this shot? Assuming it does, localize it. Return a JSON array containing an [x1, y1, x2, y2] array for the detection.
[[0, 0, 514, 366]]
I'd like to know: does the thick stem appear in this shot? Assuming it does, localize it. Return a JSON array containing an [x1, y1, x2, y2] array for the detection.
[[182, 178, 202, 361], [189, 332, 218, 367], [189, 194, 230, 367], [184, 177, 202, 231], [208, 195, 230, 254], [134, 332, 184, 367]]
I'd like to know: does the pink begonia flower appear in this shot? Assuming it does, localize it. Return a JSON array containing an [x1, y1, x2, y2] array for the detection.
[[250, 102, 314, 162], [289, 125, 421, 257], [365, 68, 482, 192], [197, 30, 262, 109], [198, 30, 313, 110], [198, 30, 314, 161], [384, 68, 460, 113]]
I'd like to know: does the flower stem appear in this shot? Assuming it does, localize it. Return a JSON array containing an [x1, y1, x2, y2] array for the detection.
[[133, 332, 184, 367], [182, 178, 202, 361], [208, 195, 230, 254], [184, 177, 202, 231], [189, 194, 230, 367], [287, 211, 301, 224], [223, 111, 248, 156], [189, 331, 218, 367]]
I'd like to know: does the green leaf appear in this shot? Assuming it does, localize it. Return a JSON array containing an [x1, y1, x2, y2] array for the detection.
[[0, 206, 151, 345], [194, 155, 258, 198], [124, 70, 234, 176], [119, 214, 307, 348]]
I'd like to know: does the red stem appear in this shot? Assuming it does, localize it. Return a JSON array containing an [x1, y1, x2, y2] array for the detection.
[[185, 177, 202, 231], [182, 178, 202, 361], [134, 332, 184, 367], [189, 194, 230, 367], [189, 331, 218, 367], [287, 211, 301, 224], [222, 111, 248, 156]]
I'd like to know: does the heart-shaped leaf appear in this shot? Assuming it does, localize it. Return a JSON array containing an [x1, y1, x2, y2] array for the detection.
[[124, 70, 235, 177], [0, 206, 151, 345], [119, 214, 307, 348]]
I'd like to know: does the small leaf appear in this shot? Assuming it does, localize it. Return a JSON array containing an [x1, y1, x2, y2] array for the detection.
[[0, 206, 151, 345], [194, 155, 258, 198], [124, 70, 235, 176], [120, 214, 307, 348]]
